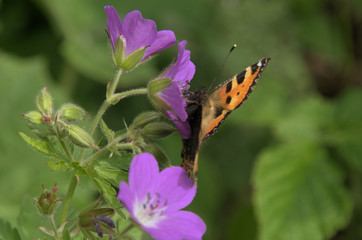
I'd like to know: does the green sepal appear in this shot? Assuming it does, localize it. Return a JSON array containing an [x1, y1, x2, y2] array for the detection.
[[67, 125, 97, 149], [19, 132, 61, 160], [132, 111, 162, 128], [47, 160, 71, 172], [23, 111, 43, 125], [59, 103, 85, 121], [145, 143, 171, 169], [36, 87, 53, 116], [148, 78, 172, 96], [100, 119, 115, 143], [113, 35, 125, 67], [120, 46, 146, 70], [143, 122, 176, 138]]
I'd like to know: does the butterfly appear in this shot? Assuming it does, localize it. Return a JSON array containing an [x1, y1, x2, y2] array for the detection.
[[181, 57, 270, 181]]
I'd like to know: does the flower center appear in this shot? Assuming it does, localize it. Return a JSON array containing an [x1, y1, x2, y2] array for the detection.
[[134, 192, 168, 228]]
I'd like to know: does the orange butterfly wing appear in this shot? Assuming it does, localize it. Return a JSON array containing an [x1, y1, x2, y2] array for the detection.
[[199, 57, 270, 142]]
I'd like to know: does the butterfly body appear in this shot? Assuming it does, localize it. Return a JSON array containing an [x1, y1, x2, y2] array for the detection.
[[181, 57, 271, 180]]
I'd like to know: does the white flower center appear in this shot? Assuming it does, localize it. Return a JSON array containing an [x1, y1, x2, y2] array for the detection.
[[133, 192, 168, 228]]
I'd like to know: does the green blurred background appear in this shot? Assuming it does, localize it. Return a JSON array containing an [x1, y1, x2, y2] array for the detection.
[[1, 0, 362, 239]]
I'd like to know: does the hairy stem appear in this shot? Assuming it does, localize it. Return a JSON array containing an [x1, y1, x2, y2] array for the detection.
[[58, 175, 77, 227]]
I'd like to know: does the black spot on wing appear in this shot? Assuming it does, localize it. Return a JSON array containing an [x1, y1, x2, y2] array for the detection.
[[226, 96, 231, 104], [251, 63, 259, 75], [225, 81, 232, 93], [214, 106, 223, 118], [236, 70, 246, 84]]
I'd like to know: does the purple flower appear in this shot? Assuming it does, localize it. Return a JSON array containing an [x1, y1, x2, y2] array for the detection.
[[104, 6, 176, 67], [118, 153, 206, 240], [155, 41, 195, 139]]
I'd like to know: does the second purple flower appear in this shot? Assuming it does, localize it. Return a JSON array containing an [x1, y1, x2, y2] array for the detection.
[[105, 6, 176, 70]]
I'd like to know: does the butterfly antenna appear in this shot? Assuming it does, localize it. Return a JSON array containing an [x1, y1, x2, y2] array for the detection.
[[207, 44, 237, 92]]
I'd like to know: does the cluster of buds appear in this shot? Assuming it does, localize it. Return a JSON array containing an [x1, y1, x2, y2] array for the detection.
[[22, 87, 98, 149]]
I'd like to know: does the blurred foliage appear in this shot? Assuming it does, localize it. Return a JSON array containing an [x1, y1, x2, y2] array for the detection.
[[0, 0, 362, 239]]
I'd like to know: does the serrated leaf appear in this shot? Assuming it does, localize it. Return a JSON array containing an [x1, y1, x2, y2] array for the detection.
[[100, 119, 115, 143], [19, 132, 61, 160], [94, 165, 128, 187], [17, 195, 49, 239], [47, 160, 71, 172], [93, 178, 121, 209], [0, 219, 21, 240], [253, 143, 352, 240], [71, 162, 87, 176]]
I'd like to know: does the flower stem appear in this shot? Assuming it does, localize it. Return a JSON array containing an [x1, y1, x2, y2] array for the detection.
[[80, 133, 130, 166], [52, 125, 74, 163], [106, 68, 123, 101], [58, 175, 77, 227]]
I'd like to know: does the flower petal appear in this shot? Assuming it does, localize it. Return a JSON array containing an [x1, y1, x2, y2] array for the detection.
[[166, 112, 191, 139], [117, 181, 135, 213], [128, 153, 160, 200], [156, 166, 196, 213], [157, 81, 188, 121], [145, 210, 206, 240], [122, 10, 157, 56], [164, 40, 195, 85], [104, 6, 123, 50], [143, 30, 176, 61]]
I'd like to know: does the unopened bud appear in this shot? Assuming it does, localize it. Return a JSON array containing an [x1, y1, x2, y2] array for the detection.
[[36, 87, 53, 116], [59, 103, 85, 121], [143, 122, 176, 138], [67, 125, 97, 149], [132, 111, 161, 128], [23, 111, 43, 125]]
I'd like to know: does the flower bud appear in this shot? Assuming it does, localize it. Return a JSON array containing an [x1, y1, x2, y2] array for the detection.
[[143, 122, 176, 138], [59, 103, 85, 121], [34, 184, 61, 216], [23, 111, 43, 125], [67, 125, 97, 149], [119, 46, 146, 70], [132, 111, 161, 128], [36, 87, 53, 117]]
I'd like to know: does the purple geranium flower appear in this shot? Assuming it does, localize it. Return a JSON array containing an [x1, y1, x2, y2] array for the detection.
[[118, 153, 206, 240], [104, 6, 176, 65], [155, 40, 195, 139]]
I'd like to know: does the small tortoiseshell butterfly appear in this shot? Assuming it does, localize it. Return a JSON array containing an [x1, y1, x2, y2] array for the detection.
[[181, 57, 270, 181]]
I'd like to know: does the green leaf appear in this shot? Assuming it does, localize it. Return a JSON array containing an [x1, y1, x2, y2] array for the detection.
[[16, 195, 48, 239], [274, 96, 332, 144], [253, 143, 352, 240], [71, 162, 87, 176], [99, 119, 115, 143], [47, 160, 71, 172], [19, 132, 61, 160], [0, 219, 21, 240], [94, 164, 128, 187], [93, 178, 121, 209]]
